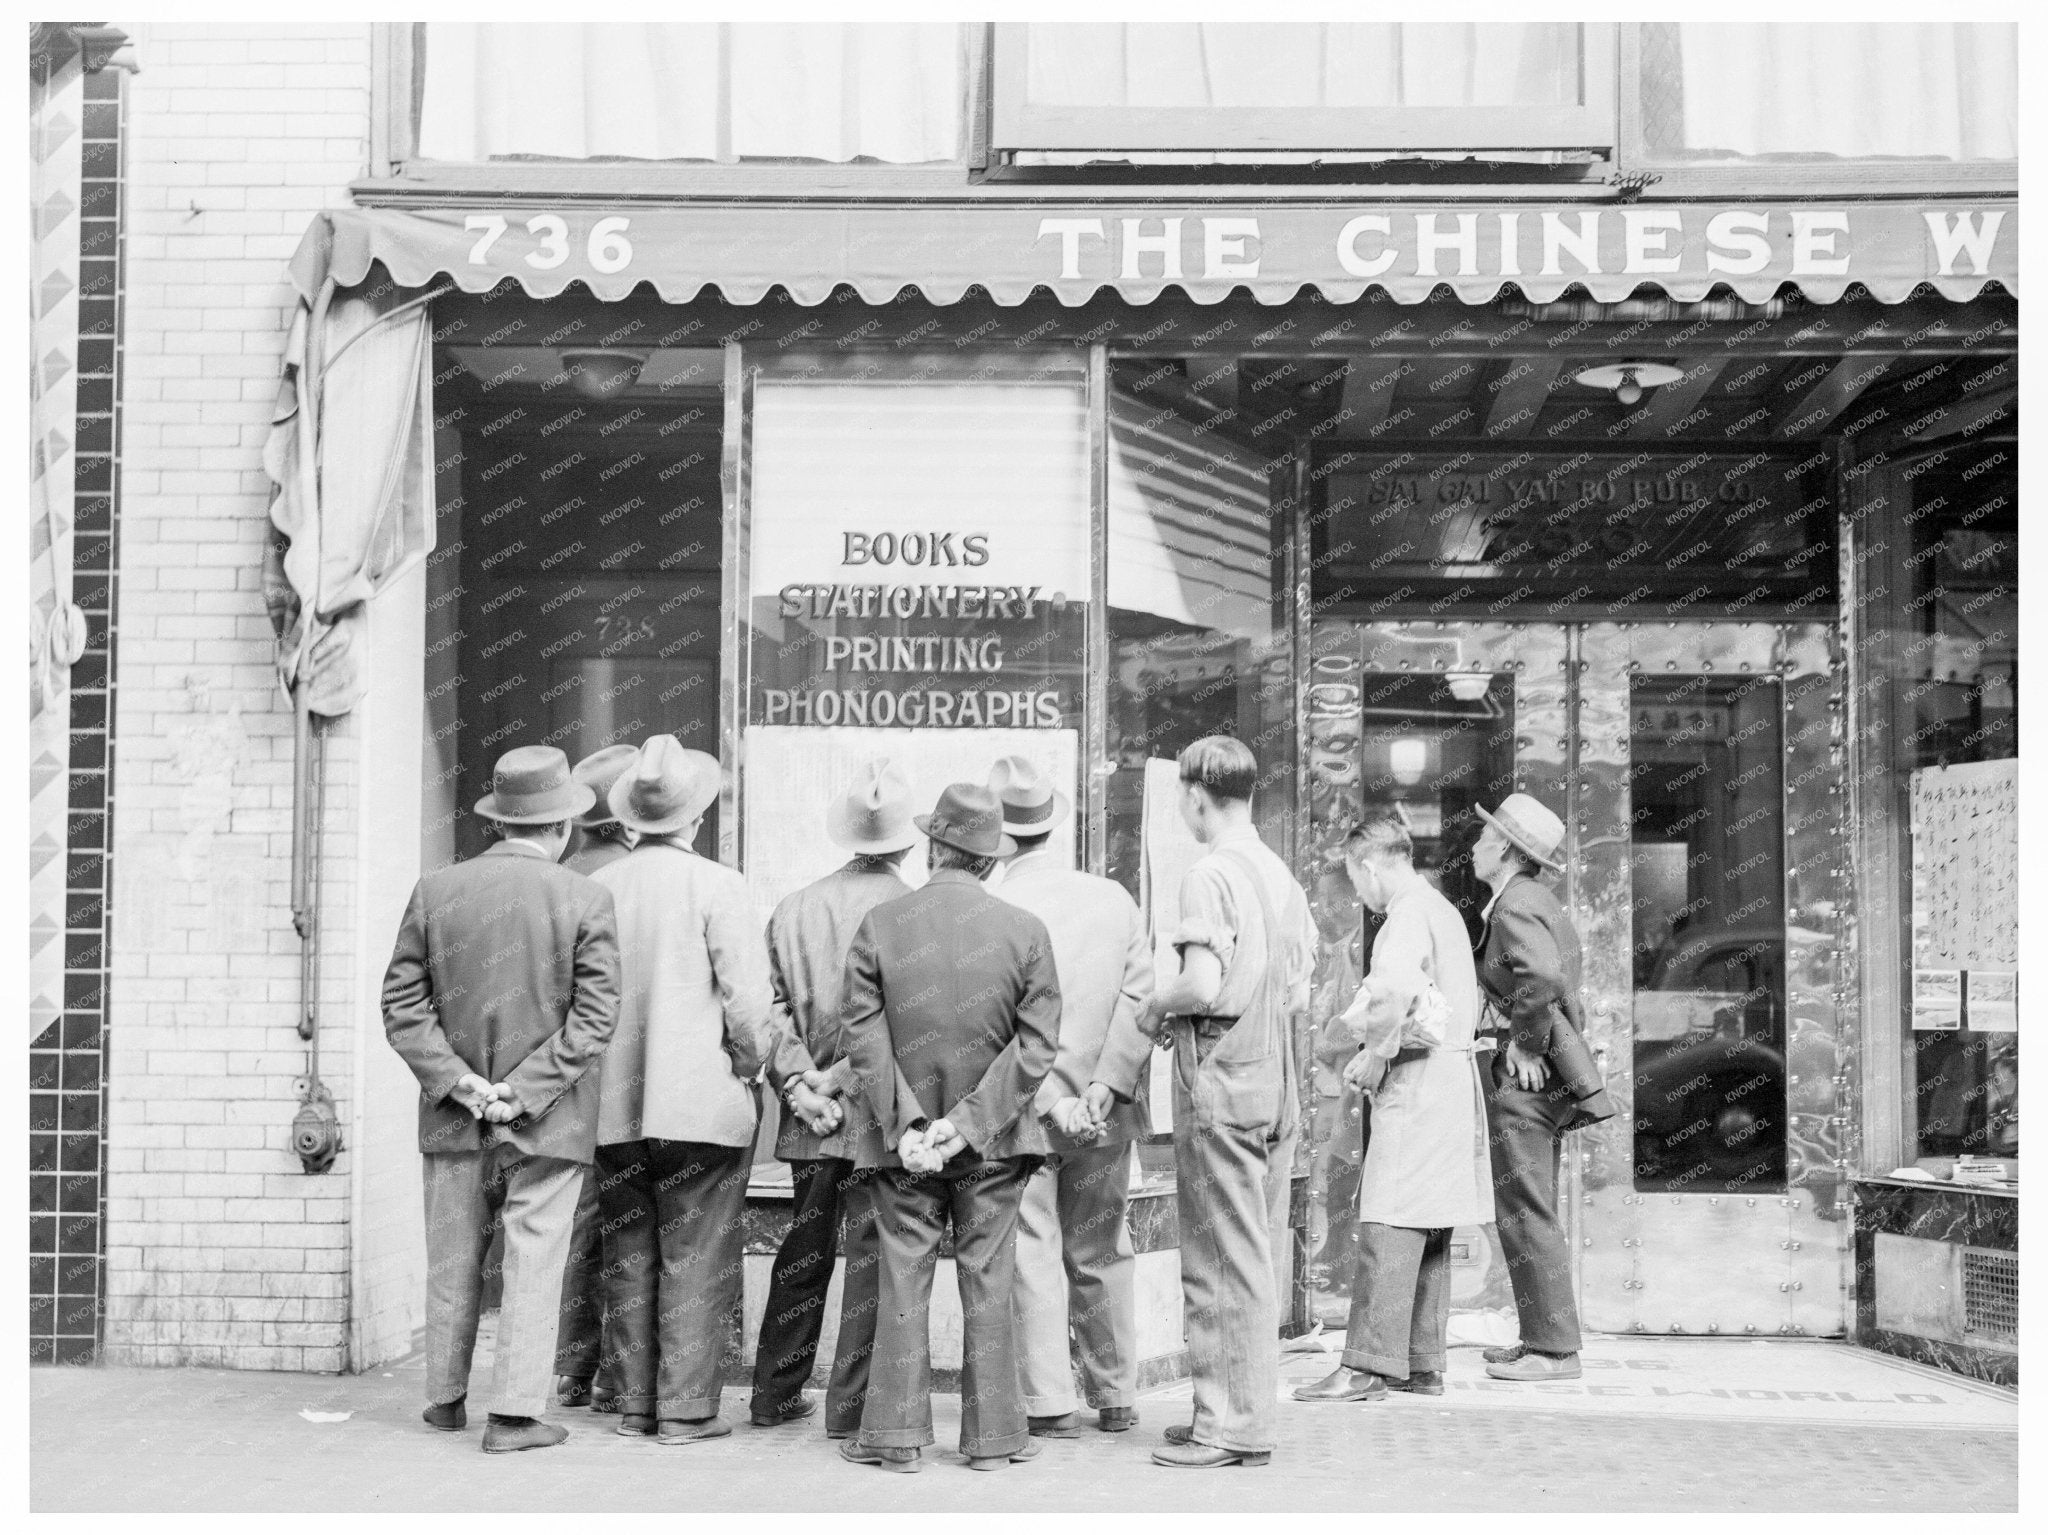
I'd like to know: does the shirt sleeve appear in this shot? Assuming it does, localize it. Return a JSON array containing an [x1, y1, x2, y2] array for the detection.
[[1170, 860, 1239, 974]]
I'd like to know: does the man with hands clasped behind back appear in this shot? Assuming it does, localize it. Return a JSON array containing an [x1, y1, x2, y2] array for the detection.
[[835, 783, 1062, 1474], [382, 745, 621, 1454]]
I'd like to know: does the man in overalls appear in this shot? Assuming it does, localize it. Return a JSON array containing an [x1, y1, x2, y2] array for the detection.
[[1086, 736, 1315, 1469]]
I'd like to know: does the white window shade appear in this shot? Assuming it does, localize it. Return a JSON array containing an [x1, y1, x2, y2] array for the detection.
[[416, 22, 966, 163]]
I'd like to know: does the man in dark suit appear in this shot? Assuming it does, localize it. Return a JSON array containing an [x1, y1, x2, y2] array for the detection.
[[838, 783, 1062, 1475], [1471, 793, 1616, 1385], [383, 745, 621, 1453]]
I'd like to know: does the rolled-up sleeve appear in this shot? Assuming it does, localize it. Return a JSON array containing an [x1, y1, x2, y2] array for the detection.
[[1171, 862, 1238, 973]]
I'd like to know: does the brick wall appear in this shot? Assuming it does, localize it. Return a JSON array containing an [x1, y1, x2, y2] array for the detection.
[[102, 22, 394, 1371]]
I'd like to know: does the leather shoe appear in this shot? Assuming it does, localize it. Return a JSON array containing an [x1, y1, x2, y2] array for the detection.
[[590, 1393, 621, 1414], [1151, 1441, 1270, 1468], [968, 1439, 1042, 1471], [481, 1417, 568, 1453], [841, 1438, 921, 1473], [1486, 1350, 1581, 1382], [616, 1414, 657, 1436], [1162, 1423, 1194, 1445], [657, 1417, 732, 1445], [1097, 1406, 1139, 1433], [1482, 1342, 1526, 1365], [1387, 1370, 1444, 1396], [750, 1396, 817, 1428], [422, 1398, 466, 1432], [1291, 1365, 1388, 1402], [1027, 1412, 1080, 1438], [555, 1376, 592, 1408]]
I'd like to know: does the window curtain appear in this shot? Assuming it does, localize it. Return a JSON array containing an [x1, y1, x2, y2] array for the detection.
[[1024, 23, 1581, 110], [262, 256, 437, 719], [416, 23, 965, 163], [1676, 24, 2016, 160]]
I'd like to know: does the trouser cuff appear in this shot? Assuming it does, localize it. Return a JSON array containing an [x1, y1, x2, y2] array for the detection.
[[861, 1426, 935, 1449], [658, 1396, 720, 1419], [1340, 1347, 1407, 1378]]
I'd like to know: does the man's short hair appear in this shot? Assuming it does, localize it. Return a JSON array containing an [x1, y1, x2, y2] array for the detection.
[[1178, 735, 1258, 803], [931, 841, 997, 880], [492, 818, 568, 840], [1345, 814, 1413, 865], [1008, 829, 1052, 856]]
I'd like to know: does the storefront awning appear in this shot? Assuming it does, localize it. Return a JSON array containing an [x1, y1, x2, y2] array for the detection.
[[297, 198, 2014, 309]]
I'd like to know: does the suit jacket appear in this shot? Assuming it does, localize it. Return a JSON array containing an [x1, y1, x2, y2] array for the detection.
[[996, 852, 1153, 1149], [841, 868, 1061, 1169], [382, 841, 621, 1164], [564, 835, 632, 878], [591, 838, 773, 1148], [1476, 873, 1615, 1120], [763, 858, 912, 1162]]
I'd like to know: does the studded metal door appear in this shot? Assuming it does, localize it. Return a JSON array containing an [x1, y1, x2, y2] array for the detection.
[[1573, 622, 1850, 1337]]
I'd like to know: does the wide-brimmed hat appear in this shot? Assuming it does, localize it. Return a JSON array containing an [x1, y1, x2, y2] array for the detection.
[[570, 744, 640, 828], [1477, 792, 1566, 873], [827, 758, 919, 854], [914, 783, 1017, 859], [986, 754, 1071, 837], [474, 745, 596, 825], [607, 736, 720, 836]]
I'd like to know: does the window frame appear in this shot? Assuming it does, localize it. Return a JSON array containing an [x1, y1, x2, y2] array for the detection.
[[1613, 26, 2018, 197], [989, 21, 1618, 155]]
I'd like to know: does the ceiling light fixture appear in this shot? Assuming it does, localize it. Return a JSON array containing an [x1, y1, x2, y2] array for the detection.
[[561, 348, 650, 401], [1573, 360, 1685, 408]]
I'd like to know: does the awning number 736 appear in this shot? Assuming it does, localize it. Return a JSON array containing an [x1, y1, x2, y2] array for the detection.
[[464, 214, 634, 274]]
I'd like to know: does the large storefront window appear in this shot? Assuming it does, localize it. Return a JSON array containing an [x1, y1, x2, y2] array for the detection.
[[1853, 439, 2018, 1169]]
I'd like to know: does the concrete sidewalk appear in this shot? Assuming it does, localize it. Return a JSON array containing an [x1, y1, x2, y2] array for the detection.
[[32, 1330, 2016, 1513]]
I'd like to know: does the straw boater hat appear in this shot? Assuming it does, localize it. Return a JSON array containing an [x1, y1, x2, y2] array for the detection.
[[607, 736, 720, 837], [914, 783, 1017, 859], [986, 754, 1071, 838], [1477, 792, 1567, 873], [570, 744, 640, 829], [474, 745, 596, 825], [827, 758, 919, 855]]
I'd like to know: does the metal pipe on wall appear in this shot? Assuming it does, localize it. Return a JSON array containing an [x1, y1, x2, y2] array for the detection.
[[289, 680, 342, 1173]]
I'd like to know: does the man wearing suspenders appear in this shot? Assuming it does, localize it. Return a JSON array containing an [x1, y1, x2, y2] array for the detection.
[[1086, 736, 1315, 1469]]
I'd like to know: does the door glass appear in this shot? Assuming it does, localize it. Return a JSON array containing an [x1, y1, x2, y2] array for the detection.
[[1629, 674, 1789, 1192]]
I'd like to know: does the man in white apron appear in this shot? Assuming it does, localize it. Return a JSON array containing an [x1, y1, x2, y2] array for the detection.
[[1295, 814, 1493, 1402]]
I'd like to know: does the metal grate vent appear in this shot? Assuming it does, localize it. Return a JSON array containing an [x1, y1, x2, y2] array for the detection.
[[1961, 1247, 2018, 1345]]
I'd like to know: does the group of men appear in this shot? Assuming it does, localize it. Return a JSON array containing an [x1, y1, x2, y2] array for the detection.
[[382, 726, 1610, 1471]]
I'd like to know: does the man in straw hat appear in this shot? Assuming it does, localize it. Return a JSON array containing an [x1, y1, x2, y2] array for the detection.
[[838, 783, 1061, 1474], [588, 735, 773, 1444], [554, 741, 641, 1413], [382, 744, 621, 1453], [1469, 792, 1616, 1384], [748, 758, 919, 1436], [1084, 736, 1315, 1469], [986, 753, 1152, 1440]]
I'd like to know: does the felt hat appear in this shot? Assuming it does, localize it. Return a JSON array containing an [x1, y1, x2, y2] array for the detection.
[[474, 745, 595, 825], [827, 758, 920, 854], [914, 782, 1017, 859], [607, 736, 720, 836], [986, 754, 1071, 837], [570, 744, 640, 828], [1477, 792, 1567, 873]]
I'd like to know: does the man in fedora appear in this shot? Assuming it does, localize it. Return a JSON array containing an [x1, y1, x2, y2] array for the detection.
[[1469, 792, 1616, 1383], [747, 758, 918, 1436], [555, 741, 640, 1413], [588, 736, 773, 1444], [987, 754, 1152, 1440], [1083, 736, 1315, 1469], [383, 744, 621, 1453], [838, 783, 1062, 1474]]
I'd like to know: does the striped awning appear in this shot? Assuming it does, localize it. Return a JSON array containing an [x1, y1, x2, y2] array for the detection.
[[294, 199, 2014, 310]]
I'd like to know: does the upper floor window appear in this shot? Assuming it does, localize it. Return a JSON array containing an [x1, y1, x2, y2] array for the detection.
[[415, 22, 969, 163], [993, 22, 1614, 158]]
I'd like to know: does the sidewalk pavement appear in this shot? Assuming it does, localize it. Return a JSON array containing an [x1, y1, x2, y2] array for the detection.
[[32, 1326, 2016, 1513]]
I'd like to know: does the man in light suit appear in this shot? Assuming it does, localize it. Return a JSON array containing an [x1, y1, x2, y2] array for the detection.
[[747, 759, 918, 1435], [555, 741, 639, 1413], [589, 736, 773, 1444], [839, 783, 1062, 1475], [383, 745, 620, 1453], [988, 755, 1152, 1439]]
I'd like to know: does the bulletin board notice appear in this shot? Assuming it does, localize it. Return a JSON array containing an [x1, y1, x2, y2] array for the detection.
[[1909, 758, 2019, 1031]]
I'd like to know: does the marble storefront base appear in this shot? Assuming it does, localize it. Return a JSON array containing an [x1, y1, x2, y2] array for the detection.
[[1851, 1177, 2017, 1388]]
